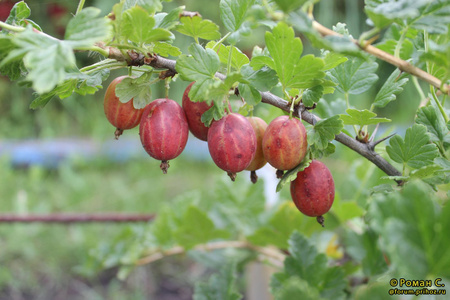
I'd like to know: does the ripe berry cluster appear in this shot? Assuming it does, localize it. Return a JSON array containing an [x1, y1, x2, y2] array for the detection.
[[103, 78, 335, 224]]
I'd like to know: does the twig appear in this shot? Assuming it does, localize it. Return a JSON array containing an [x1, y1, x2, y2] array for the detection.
[[0, 213, 155, 223], [311, 21, 449, 95], [135, 240, 286, 268]]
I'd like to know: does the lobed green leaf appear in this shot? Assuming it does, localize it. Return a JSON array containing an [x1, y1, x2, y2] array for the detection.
[[174, 206, 229, 250], [176, 16, 221, 41], [273, 0, 309, 13], [123, 0, 162, 14], [372, 69, 409, 108], [328, 57, 378, 95], [302, 85, 324, 107], [416, 105, 450, 145], [115, 73, 153, 109], [206, 41, 249, 71], [193, 262, 242, 300], [307, 115, 344, 150], [219, 0, 255, 33], [276, 159, 312, 193], [339, 109, 391, 126], [121, 7, 171, 45], [386, 124, 440, 169], [64, 7, 112, 48]]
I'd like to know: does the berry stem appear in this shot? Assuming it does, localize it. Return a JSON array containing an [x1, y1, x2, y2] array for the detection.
[[250, 171, 258, 184], [276, 169, 284, 179], [316, 215, 325, 227], [227, 172, 237, 181], [160, 161, 170, 174], [114, 128, 123, 140]]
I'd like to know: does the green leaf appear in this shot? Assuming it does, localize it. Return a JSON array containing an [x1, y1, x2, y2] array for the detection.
[[155, 6, 183, 30], [0, 36, 23, 80], [176, 43, 220, 81], [339, 109, 391, 126], [302, 85, 323, 107], [376, 39, 414, 61], [273, 0, 309, 13], [206, 42, 249, 70], [271, 232, 347, 299], [64, 7, 112, 48], [247, 202, 305, 249], [5, 1, 31, 27], [411, 2, 450, 34], [344, 229, 388, 276], [420, 41, 450, 81], [153, 42, 181, 57], [272, 277, 322, 300], [193, 262, 242, 300], [12, 29, 77, 94], [149, 207, 176, 249], [386, 124, 440, 169], [175, 43, 221, 102], [416, 105, 450, 144], [238, 83, 261, 106], [219, 0, 255, 32], [410, 165, 443, 180], [176, 16, 221, 41], [322, 51, 348, 71], [328, 57, 378, 95], [276, 159, 312, 193], [367, 181, 450, 278], [201, 105, 226, 127], [123, 0, 162, 14], [265, 22, 325, 90], [308, 142, 336, 159], [307, 115, 344, 150], [372, 69, 409, 108], [121, 7, 171, 45], [115, 73, 152, 109], [174, 206, 229, 250], [365, 0, 434, 28], [29, 68, 109, 109], [30, 92, 56, 110], [240, 64, 278, 92]]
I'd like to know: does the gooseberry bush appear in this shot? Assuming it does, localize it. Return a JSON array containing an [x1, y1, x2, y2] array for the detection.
[[1, 0, 449, 298]]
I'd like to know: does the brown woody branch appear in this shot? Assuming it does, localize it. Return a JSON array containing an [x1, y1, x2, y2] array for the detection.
[[0, 213, 155, 223]]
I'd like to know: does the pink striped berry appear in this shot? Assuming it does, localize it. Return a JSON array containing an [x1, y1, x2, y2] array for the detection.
[[139, 98, 189, 174], [290, 160, 335, 226], [207, 113, 257, 181], [104, 76, 145, 139], [262, 115, 307, 174]]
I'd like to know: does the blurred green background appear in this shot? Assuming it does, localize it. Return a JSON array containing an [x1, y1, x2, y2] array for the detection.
[[0, 0, 439, 299]]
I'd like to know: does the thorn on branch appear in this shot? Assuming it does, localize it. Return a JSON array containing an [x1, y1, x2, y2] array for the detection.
[[369, 133, 396, 151]]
